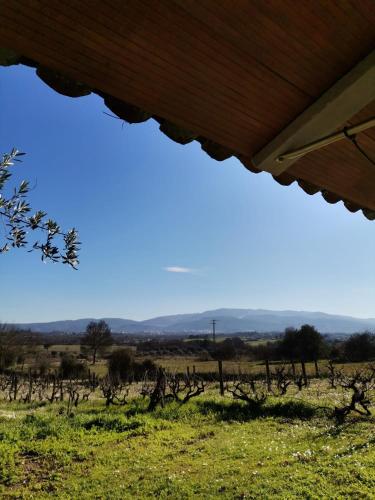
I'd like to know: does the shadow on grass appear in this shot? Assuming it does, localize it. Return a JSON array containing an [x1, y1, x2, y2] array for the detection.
[[66, 397, 324, 425], [197, 399, 319, 422], [81, 415, 144, 433], [318, 413, 375, 437]]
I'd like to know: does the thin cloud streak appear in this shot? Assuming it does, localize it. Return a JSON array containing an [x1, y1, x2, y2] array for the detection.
[[164, 266, 193, 273]]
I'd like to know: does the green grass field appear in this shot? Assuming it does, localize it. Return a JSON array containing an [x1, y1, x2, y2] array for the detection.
[[1, 382, 375, 499]]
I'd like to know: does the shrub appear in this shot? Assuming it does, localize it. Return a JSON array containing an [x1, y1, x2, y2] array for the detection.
[[211, 339, 236, 360], [108, 349, 134, 381], [108, 349, 157, 381], [37, 357, 51, 376], [59, 355, 87, 379], [0, 348, 17, 371], [134, 359, 157, 380], [344, 333, 375, 362]]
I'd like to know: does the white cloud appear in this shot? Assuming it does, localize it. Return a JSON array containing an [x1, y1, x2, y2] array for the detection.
[[164, 266, 193, 273]]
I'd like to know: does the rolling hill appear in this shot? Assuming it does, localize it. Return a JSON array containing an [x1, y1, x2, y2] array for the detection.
[[15, 308, 375, 334]]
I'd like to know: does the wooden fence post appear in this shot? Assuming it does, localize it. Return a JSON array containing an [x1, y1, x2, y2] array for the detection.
[[301, 360, 308, 386], [265, 359, 271, 391], [218, 360, 224, 395], [314, 360, 320, 378]]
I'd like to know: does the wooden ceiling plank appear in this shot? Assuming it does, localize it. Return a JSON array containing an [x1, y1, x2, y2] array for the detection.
[[172, 0, 317, 96], [18, 0, 300, 140], [264, 0, 374, 63], [3, 0, 309, 154], [253, 50, 375, 175], [1, 7, 271, 152], [177, 0, 372, 98], [111, 0, 307, 118], [74, 0, 297, 129], [0, 21, 253, 155], [1, 0, 375, 215], [289, 143, 375, 208], [294, 140, 374, 183]]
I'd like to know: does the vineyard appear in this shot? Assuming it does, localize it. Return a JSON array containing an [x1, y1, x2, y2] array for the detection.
[[1, 360, 375, 499]]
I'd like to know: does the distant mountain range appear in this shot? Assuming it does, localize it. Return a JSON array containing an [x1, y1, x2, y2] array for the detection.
[[14, 308, 375, 335]]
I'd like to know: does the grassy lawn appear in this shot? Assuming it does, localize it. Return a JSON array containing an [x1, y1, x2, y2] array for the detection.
[[1, 384, 375, 499]]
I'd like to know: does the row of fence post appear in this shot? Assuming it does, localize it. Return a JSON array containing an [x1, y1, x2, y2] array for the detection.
[[182, 358, 313, 396]]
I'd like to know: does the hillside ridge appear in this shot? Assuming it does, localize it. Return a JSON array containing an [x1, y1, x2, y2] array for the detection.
[[14, 308, 375, 334]]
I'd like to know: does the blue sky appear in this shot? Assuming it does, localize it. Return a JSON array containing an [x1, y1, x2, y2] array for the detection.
[[1, 65, 375, 323]]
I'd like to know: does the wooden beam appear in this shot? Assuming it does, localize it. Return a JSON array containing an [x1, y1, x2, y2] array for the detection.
[[252, 50, 375, 175]]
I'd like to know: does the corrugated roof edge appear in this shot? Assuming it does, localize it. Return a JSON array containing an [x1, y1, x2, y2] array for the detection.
[[1, 48, 372, 221]]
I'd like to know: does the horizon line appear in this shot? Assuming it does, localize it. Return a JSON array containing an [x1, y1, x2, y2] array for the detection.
[[9, 306, 375, 324]]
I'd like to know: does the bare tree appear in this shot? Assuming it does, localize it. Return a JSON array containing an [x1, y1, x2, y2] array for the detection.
[[273, 365, 292, 395], [148, 368, 167, 411], [166, 372, 206, 404], [334, 368, 375, 423], [81, 320, 113, 364], [327, 360, 341, 389], [99, 375, 130, 406], [226, 378, 268, 406], [147, 369, 206, 410], [65, 378, 94, 414], [294, 373, 306, 391]]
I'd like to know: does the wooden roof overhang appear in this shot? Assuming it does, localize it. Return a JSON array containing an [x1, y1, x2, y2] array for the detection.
[[1, 1, 375, 218]]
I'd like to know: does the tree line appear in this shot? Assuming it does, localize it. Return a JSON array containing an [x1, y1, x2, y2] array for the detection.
[[1, 321, 375, 374], [249, 325, 375, 364]]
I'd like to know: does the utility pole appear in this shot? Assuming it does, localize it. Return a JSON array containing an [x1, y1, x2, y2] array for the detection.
[[210, 319, 217, 343]]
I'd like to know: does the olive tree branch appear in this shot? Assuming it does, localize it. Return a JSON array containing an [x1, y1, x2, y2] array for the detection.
[[0, 148, 80, 268]]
